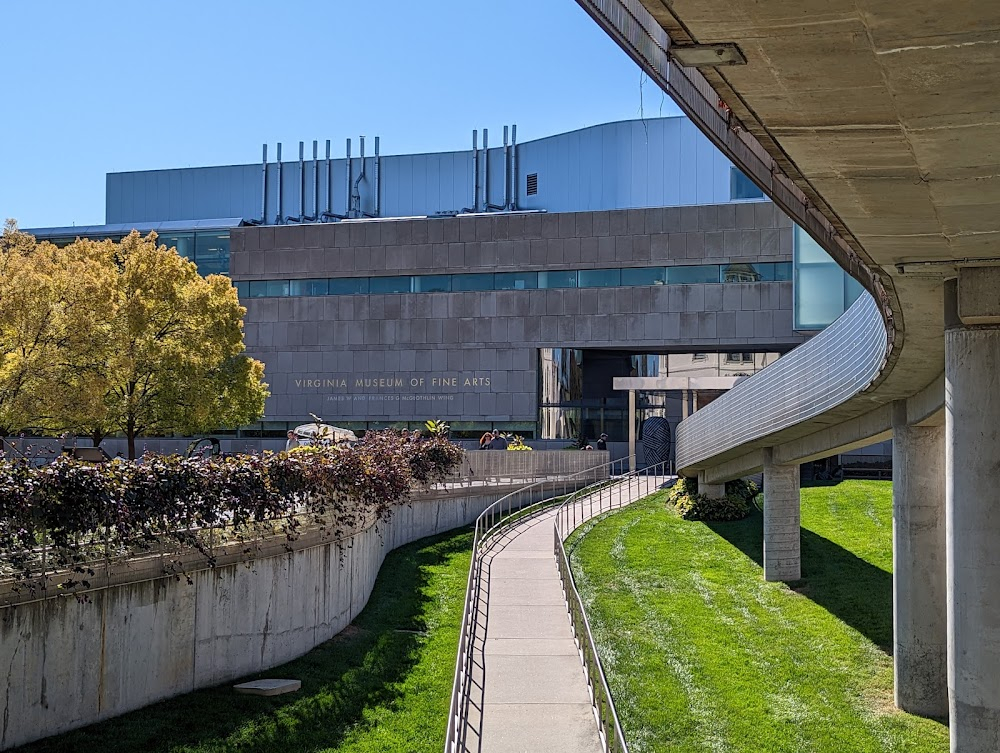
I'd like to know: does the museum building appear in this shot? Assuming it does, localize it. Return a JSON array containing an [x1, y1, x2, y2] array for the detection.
[[29, 116, 864, 445]]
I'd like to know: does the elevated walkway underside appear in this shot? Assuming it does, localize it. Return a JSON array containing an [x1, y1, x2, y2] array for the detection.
[[574, 0, 1000, 749]]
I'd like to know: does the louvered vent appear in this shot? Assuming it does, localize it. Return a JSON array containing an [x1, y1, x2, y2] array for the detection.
[[526, 173, 538, 196]]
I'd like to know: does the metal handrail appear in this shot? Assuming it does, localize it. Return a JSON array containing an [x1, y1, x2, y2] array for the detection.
[[443, 454, 631, 753], [552, 458, 672, 753]]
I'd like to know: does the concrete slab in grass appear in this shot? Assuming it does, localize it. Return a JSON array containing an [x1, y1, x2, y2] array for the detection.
[[233, 679, 301, 696]]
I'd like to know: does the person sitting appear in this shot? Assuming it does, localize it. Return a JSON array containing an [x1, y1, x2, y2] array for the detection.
[[596, 433, 608, 451]]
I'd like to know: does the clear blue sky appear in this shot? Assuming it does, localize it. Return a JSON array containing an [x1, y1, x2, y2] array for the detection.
[[1, 0, 680, 229]]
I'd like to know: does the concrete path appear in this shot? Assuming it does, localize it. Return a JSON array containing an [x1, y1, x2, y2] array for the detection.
[[455, 475, 669, 753]]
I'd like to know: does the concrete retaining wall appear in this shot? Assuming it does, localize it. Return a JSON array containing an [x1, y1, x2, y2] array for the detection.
[[0, 488, 544, 749]]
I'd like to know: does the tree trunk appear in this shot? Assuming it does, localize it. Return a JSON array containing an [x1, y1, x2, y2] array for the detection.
[[89, 429, 106, 448], [126, 418, 136, 460]]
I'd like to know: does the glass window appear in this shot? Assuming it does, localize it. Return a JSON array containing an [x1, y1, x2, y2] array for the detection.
[[621, 267, 666, 286], [328, 277, 370, 295], [290, 278, 329, 296], [248, 281, 268, 298], [495, 272, 538, 290], [722, 263, 764, 283], [265, 279, 289, 297], [538, 270, 578, 289], [369, 276, 411, 294], [452, 273, 494, 291], [413, 275, 452, 293], [668, 265, 721, 284], [235, 281, 249, 299], [578, 269, 621, 288], [158, 232, 195, 260], [730, 168, 764, 200], [194, 232, 230, 276], [773, 262, 792, 281]]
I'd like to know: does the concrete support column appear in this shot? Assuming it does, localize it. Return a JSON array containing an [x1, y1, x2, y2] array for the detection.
[[891, 400, 947, 716], [697, 470, 725, 499], [628, 389, 637, 471], [945, 269, 1000, 749], [763, 448, 800, 582]]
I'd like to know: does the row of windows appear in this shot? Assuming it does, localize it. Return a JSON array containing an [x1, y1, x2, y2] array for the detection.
[[46, 231, 232, 277], [235, 262, 792, 299]]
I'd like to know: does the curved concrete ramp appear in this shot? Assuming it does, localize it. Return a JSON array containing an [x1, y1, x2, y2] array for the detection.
[[454, 478, 668, 753]]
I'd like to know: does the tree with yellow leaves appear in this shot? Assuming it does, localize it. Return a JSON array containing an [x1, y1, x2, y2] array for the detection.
[[0, 223, 268, 457]]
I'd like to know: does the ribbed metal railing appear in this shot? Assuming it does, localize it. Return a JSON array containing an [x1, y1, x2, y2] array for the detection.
[[552, 459, 671, 753], [675, 294, 888, 470], [443, 456, 628, 753]]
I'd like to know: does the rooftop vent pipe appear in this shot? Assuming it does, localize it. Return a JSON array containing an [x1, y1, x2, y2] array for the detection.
[[509, 124, 518, 211], [345, 138, 353, 218], [312, 140, 319, 221], [276, 142, 283, 224], [352, 136, 368, 217], [471, 129, 479, 213], [373, 136, 381, 218]]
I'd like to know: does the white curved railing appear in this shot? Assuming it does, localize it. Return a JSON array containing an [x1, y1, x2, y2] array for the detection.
[[675, 294, 889, 470]]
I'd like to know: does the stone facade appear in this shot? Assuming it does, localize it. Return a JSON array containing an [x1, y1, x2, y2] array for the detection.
[[229, 203, 805, 428]]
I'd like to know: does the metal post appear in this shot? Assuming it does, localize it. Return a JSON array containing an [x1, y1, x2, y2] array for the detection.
[[471, 129, 479, 213], [483, 128, 490, 211]]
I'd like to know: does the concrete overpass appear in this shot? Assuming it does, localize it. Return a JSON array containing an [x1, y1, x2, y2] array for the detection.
[[575, 0, 1000, 748]]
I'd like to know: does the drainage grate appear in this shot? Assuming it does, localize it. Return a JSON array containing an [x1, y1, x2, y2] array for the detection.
[[526, 173, 538, 196]]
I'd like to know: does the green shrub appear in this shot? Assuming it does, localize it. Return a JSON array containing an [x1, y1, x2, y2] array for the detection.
[[666, 476, 755, 522]]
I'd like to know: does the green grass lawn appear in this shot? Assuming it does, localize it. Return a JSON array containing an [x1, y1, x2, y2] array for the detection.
[[16, 527, 472, 753], [570, 480, 949, 753]]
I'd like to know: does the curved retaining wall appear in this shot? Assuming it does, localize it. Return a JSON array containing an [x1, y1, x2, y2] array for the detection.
[[0, 487, 561, 750]]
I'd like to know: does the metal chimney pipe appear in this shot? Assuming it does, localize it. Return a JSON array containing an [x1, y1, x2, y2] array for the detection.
[[510, 125, 518, 211], [472, 129, 479, 213], [261, 144, 268, 224], [503, 126, 510, 211], [298, 141, 305, 219], [276, 142, 283, 223], [483, 128, 489, 212], [345, 138, 352, 218], [373, 136, 381, 217], [312, 140, 319, 220], [325, 139, 332, 216], [358, 136, 366, 217]]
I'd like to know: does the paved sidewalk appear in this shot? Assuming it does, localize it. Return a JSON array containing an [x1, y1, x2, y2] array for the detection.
[[456, 476, 668, 753]]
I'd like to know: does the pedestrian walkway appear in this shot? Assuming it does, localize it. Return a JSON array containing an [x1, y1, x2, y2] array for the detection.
[[454, 475, 669, 753]]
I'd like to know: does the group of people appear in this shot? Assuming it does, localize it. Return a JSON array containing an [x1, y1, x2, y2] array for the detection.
[[478, 430, 509, 450]]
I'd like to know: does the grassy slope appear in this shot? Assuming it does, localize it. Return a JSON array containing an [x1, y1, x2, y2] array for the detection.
[[16, 526, 472, 753], [570, 480, 948, 753]]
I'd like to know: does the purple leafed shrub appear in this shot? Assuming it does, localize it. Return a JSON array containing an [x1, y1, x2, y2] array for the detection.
[[0, 431, 464, 597]]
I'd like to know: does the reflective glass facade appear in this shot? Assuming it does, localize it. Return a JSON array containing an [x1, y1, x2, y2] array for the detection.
[[537, 348, 782, 440], [46, 231, 231, 278], [792, 225, 865, 330], [234, 262, 793, 300]]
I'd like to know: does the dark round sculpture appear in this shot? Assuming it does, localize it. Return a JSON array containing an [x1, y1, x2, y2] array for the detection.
[[641, 416, 672, 467]]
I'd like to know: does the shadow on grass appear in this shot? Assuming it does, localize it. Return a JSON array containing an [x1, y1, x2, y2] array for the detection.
[[706, 509, 892, 651], [15, 526, 473, 753]]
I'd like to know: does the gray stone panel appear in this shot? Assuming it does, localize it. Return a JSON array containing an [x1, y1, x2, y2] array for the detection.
[[231, 204, 803, 424]]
